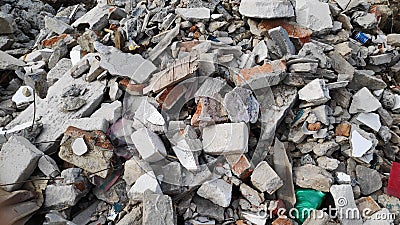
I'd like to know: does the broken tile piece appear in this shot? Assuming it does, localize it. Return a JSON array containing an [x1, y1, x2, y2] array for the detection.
[[202, 122, 248, 155], [251, 161, 283, 194], [356, 112, 381, 132], [0, 136, 43, 191], [351, 130, 372, 157], [197, 179, 232, 207]]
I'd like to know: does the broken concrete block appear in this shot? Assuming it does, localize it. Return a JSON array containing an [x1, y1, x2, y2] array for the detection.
[[356, 165, 382, 195], [369, 53, 393, 65], [239, 0, 294, 19], [171, 126, 202, 171], [131, 128, 167, 162], [225, 154, 253, 179], [224, 87, 259, 123], [268, 26, 296, 56], [47, 58, 72, 84], [330, 185, 363, 225], [387, 34, 400, 47], [202, 122, 248, 155], [356, 112, 381, 132], [38, 155, 60, 178], [71, 4, 109, 31], [63, 117, 109, 133], [175, 7, 210, 22], [133, 98, 166, 132], [143, 191, 176, 225], [349, 87, 382, 114], [90, 101, 122, 125], [127, 171, 162, 201], [251, 161, 283, 194], [45, 16, 74, 35], [240, 183, 264, 206], [94, 42, 156, 83], [0, 136, 43, 191], [298, 79, 330, 105], [353, 13, 377, 30], [293, 164, 334, 192], [0, 50, 25, 70], [59, 127, 114, 178], [317, 156, 339, 171], [191, 97, 228, 126], [0, 12, 14, 34], [193, 196, 225, 221], [123, 156, 152, 187], [197, 179, 232, 207], [296, 0, 333, 32], [348, 70, 387, 91]]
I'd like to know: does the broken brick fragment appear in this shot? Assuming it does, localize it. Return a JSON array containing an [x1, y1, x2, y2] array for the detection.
[[258, 19, 313, 43]]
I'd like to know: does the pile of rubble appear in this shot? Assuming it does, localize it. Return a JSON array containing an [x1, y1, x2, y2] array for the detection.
[[1, 0, 400, 224]]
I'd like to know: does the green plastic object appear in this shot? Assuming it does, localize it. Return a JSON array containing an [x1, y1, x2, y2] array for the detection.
[[294, 189, 326, 224]]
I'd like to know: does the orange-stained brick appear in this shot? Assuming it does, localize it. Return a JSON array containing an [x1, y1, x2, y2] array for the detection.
[[258, 19, 313, 44], [238, 60, 286, 85], [156, 85, 187, 110], [231, 155, 253, 179], [64, 126, 114, 150], [307, 122, 322, 131], [41, 34, 69, 48]]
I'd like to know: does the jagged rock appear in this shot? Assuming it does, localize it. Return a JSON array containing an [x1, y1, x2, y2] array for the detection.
[[349, 88, 382, 114], [293, 164, 334, 192], [251, 161, 283, 194], [356, 165, 382, 195], [239, 0, 295, 19], [197, 179, 232, 207]]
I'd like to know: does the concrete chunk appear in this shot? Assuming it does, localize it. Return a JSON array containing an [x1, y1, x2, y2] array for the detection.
[[0, 136, 43, 191], [239, 0, 295, 19], [175, 7, 211, 22], [131, 128, 167, 162], [224, 87, 259, 123], [330, 185, 363, 225], [349, 87, 381, 114], [298, 79, 330, 104], [296, 0, 333, 32], [268, 26, 296, 56], [143, 191, 176, 225], [71, 5, 109, 31], [202, 122, 248, 155], [293, 164, 334, 192], [0, 12, 14, 34], [197, 179, 232, 207], [356, 165, 382, 195], [251, 161, 283, 194], [91, 101, 122, 125], [45, 16, 74, 35], [127, 171, 162, 201], [0, 50, 25, 70]]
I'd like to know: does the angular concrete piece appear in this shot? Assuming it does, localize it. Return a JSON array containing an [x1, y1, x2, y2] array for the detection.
[[296, 0, 333, 32], [268, 26, 296, 56], [0, 50, 25, 70], [91, 101, 122, 125], [0, 12, 14, 34], [349, 87, 381, 114], [224, 87, 260, 123], [239, 0, 295, 19], [202, 122, 248, 155], [123, 156, 152, 187], [356, 113, 381, 132], [71, 4, 109, 31], [251, 161, 283, 194], [298, 79, 330, 104], [0, 136, 43, 191], [45, 16, 74, 35], [38, 155, 60, 178], [293, 164, 334, 192], [197, 179, 232, 207], [127, 171, 162, 201], [175, 7, 211, 22], [330, 185, 363, 225], [131, 128, 167, 162], [356, 165, 382, 195], [94, 42, 156, 83], [143, 191, 176, 225]]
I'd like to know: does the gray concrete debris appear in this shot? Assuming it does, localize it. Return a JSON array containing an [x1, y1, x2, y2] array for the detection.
[[0, 136, 43, 191], [251, 161, 283, 194], [197, 179, 232, 207], [293, 164, 334, 192], [223, 87, 260, 123], [202, 122, 248, 155], [298, 79, 330, 105], [175, 8, 211, 22], [296, 0, 333, 32], [123, 156, 152, 187], [131, 128, 167, 162], [0, 50, 25, 70], [38, 155, 60, 177], [369, 53, 393, 65], [349, 87, 382, 114], [348, 70, 387, 91], [0, 12, 14, 34], [239, 183, 264, 206], [47, 58, 72, 84], [268, 26, 295, 56], [71, 4, 109, 30], [356, 165, 382, 195], [90, 101, 122, 124], [143, 191, 176, 225], [127, 171, 162, 201], [45, 16, 74, 35], [387, 34, 400, 47], [94, 42, 157, 83], [239, 0, 295, 19], [330, 185, 363, 225]]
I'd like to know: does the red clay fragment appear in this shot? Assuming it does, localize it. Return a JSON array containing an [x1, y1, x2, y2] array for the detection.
[[387, 162, 400, 198], [258, 19, 313, 44]]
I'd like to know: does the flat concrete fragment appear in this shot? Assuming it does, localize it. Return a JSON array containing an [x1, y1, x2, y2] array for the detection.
[[6, 70, 105, 151], [175, 7, 211, 22], [45, 16, 74, 35], [330, 185, 363, 225], [91, 101, 122, 124], [356, 165, 382, 195], [123, 156, 152, 186], [298, 79, 330, 104], [47, 58, 72, 84], [0, 50, 25, 70], [293, 164, 334, 192], [197, 179, 232, 207], [224, 87, 259, 123], [127, 171, 162, 201], [143, 191, 176, 225], [349, 87, 381, 114], [71, 4, 109, 31], [202, 122, 248, 155], [94, 42, 156, 83], [0, 136, 43, 191], [239, 0, 294, 19], [268, 26, 295, 56], [251, 161, 283, 194], [38, 155, 60, 177], [0, 12, 14, 34], [296, 0, 333, 32]]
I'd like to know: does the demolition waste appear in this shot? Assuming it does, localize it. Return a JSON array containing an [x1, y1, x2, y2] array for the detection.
[[2, 0, 400, 224]]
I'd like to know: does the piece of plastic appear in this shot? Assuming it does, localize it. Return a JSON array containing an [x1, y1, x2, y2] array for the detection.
[[294, 189, 326, 224], [387, 162, 400, 198]]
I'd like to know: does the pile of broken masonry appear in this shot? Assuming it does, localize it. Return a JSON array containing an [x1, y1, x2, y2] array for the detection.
[[2, 0, 400, 224]]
